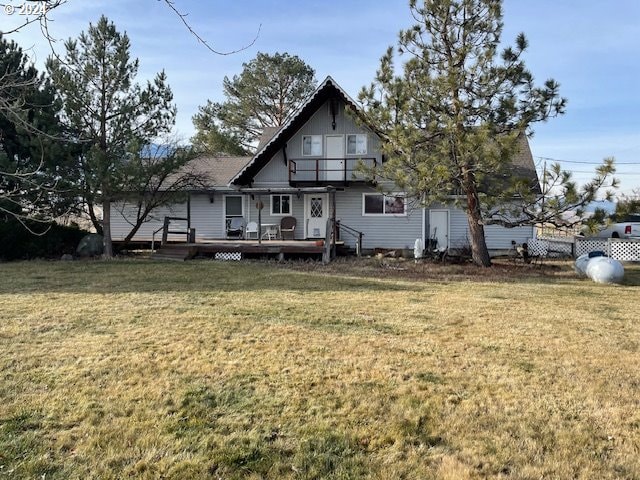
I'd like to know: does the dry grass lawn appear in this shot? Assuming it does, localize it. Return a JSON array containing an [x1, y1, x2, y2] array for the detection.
[[0, 258, 639, 479]]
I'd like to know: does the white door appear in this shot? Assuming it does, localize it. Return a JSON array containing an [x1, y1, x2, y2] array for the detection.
[[305, 194, 328, 238], [325, 135, 344, 181], [429, 210, 449, 250]]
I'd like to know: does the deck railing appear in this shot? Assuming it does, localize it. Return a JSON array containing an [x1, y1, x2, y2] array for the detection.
[[336, 220, 364, 256], [288, 157, 377, 184]]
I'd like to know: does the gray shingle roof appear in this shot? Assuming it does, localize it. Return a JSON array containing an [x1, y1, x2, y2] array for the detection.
[[180, 155, 252, 188]]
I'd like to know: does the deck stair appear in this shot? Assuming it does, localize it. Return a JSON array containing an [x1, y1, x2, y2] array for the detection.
[[151, 245, 196, 261]]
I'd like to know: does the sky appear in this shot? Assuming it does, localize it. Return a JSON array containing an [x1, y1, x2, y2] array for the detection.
[[3, 0, 639, 196]]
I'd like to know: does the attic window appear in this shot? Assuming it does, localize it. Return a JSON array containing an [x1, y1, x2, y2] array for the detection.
[[302, 135, 322, 156], [347, 134, 367, 155]]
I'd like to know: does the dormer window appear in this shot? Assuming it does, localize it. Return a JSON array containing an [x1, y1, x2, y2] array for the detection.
[[347, 134, 367, 155], [302, 135, 322, 156]]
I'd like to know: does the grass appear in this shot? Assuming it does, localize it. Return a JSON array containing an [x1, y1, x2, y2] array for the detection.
[[0, 258, 638, 479]]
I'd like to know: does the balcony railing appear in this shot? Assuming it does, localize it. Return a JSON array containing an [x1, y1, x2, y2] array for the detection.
[[288, 157, 377, 185]]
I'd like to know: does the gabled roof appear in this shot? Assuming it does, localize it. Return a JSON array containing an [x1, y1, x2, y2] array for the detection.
[[180, 155, 251, 189], [228, 75, 540, 192], [229, 76, 362, 186]]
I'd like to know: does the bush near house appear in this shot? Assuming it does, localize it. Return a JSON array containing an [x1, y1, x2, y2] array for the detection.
[[0, 220, 87, 260]]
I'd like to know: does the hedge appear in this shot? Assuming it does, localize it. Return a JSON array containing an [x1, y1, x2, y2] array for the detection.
[[0, 219, 88, 260]]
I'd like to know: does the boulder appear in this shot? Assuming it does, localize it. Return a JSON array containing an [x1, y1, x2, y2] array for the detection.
[[61, 254, 74, 261], [76, 233, 104, 257]]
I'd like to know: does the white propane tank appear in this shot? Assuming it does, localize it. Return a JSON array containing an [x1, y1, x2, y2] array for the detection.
[[574, 254, 590, 277], [586, 256, 625, 284], [414, 238, 423, 262]]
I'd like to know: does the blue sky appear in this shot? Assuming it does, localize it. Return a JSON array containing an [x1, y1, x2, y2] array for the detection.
[[4, 0, 639, 195]]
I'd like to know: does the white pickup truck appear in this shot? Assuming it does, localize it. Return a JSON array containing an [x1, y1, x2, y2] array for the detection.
[[591, 216, 640, 239]]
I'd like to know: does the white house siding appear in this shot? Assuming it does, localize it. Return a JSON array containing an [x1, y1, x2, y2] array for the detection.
[[190, 193, 225, 240], [253, 151, 288, 187], [110, 201, 188, 241], [336, 186, 422, 250], [244, 193, 306, 240], [446, 207, 533, 251], [252, 100, 382, 188]]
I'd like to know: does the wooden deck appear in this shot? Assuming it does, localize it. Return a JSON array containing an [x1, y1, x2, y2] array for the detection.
[[187, 239, 332, 254], [152, 239, 344, 261]]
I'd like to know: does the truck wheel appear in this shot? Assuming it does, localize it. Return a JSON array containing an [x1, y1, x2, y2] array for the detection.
[[612, 232, 620, 238]]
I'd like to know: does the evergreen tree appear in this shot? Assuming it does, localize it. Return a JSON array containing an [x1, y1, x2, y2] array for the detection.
[[0, 34, 75, 229], [192, 52, 317, 154], [359, 0, 615, 266], [47, 16, 176, 257]]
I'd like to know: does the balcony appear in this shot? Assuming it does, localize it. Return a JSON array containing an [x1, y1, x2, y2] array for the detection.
[[288, 157, 377, 186]]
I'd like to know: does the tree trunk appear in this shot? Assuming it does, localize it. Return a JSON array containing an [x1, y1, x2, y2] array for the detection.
[[465, 189, 491, 267], [86, 198, 103, 235], [102, 197, 113, 258]]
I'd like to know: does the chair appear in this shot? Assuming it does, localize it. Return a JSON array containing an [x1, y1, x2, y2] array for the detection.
[[245, 221, 259, 239], [280, 216, 297, 240], [226, 217, 244, 239], [262, 225, 279, 240]]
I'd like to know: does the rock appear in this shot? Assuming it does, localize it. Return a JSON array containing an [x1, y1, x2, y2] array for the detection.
[[61, 254, 74, 261], [76, 233, 104, 257], [586, 256, 625, 284]]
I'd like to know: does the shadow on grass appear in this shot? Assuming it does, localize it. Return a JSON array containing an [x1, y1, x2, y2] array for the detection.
[[0, 258, 637, 295], [0, 259, 422, 295]]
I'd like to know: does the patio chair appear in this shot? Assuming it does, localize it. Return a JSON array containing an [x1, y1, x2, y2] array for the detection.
[[245, 221, 259, 239], [226, 217, 244, 239], [280, 216, 296, 240]]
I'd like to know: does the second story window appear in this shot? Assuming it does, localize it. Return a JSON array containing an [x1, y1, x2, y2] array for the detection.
[[347, 134, 367, 155], [302, 135, 322, 156]]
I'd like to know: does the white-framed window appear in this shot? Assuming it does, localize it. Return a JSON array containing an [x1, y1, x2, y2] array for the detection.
[[347, 134, 367, 155], [270, 194, 292, 216], [302, 135, 322, 156], [224, 195, 244, 231], [362, 193, 406, 216]]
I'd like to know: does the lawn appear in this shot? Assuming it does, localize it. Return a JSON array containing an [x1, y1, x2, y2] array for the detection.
[[0, 259, 639, 479]]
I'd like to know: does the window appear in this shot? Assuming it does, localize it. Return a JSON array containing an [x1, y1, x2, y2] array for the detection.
[[225, 196, 243, 217], [302, 135, 322, 156], [270, 194, 292, 216], [362, 193, 406, 216], [224, 195, 244, 232], [347, 134, 367, 155]]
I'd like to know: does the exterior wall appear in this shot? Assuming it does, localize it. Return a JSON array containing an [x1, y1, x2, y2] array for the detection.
[[244, 193, 306, 240], [190, 192, 225, 240], [110, 201, 188, 241], [443, 207, 534, 251], [253, 99, 382, 187], [336, 186, 422, 250]]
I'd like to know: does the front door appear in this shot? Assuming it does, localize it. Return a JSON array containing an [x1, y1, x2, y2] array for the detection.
[[429, 210, 449, 250], [325, 135, 344, 182], [305, 194, 328, 238]]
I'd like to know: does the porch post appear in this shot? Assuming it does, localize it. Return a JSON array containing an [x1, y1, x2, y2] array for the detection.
[[257, 195, 262, 245], [331, 190, 337, 259]]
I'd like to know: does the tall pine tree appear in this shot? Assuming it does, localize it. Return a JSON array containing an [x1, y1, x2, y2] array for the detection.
[[192, 52, 317, 154], [47, 16, 176, 257], [359, 0, 615, 266]]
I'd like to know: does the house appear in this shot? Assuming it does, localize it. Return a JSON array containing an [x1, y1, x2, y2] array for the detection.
[[111, 76, 537, 256]]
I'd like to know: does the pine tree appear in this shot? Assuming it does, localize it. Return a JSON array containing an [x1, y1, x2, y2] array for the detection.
[[47, 16, 176, 257], [359, 0, 615, 266], [192, 52, 317, 154], [0, 33, 75, 229]]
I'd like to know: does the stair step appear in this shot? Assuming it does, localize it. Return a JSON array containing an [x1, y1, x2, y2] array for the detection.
[[152, 247, 191, 261]]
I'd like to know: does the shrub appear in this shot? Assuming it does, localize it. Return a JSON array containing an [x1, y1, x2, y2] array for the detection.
[[0, 219, 88, 260]]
